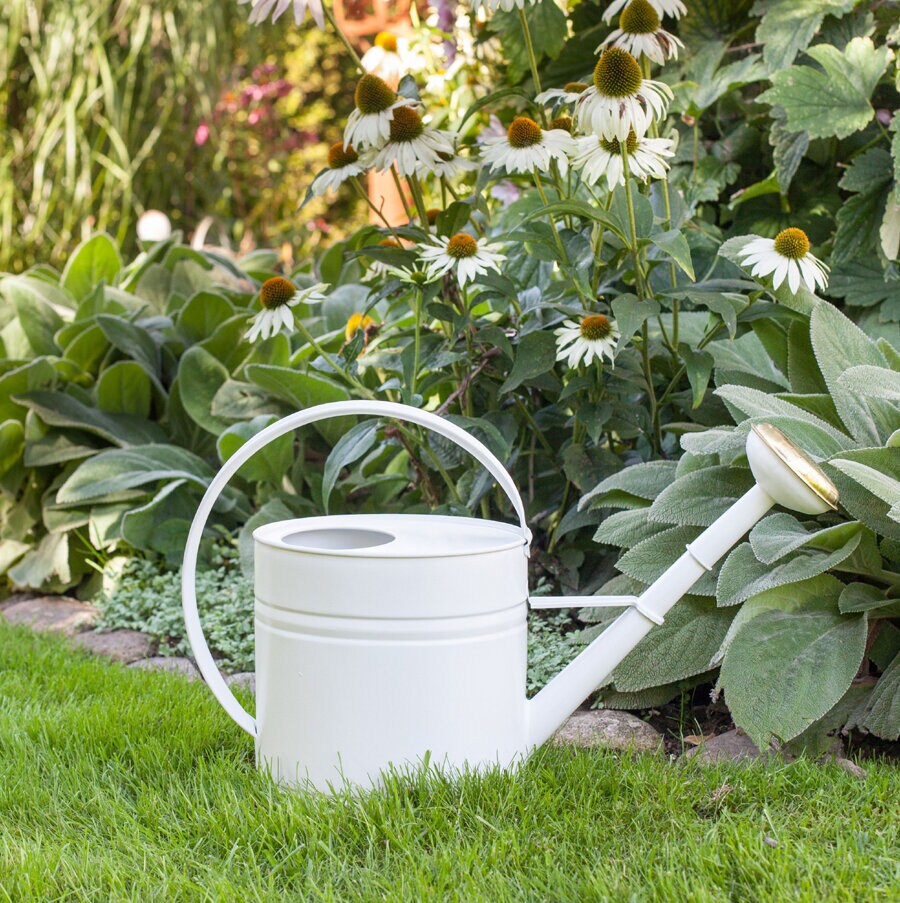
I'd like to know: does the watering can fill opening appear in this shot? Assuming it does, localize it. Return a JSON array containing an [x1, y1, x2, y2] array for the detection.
[[182, 400, 840, 794]]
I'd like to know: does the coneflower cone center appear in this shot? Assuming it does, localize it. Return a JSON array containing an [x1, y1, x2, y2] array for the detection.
[[507, 117, 542, 148], [620, 0, 660, 34], [600, 131, 638, 154], [260, 277, 295, 310], [446, 233, 478, 259], [580, 314, 612, 341], [564, 81, 589, 94], [355, 74, 396, 114], [593, 47, 643, 98], [375, 31, 398, 52], [550, 115, 573, 132], [328, 142, 359, 168], [388, 106, 424, 142], [773, 228, 810, 260]]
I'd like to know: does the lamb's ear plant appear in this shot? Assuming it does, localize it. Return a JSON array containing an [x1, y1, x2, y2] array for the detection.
[[581, 299, 900, 749]]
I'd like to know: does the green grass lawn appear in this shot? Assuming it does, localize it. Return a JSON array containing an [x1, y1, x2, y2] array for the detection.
[[1, 623, 898, 902]]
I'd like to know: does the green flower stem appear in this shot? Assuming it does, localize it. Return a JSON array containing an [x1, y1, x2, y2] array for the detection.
[[514, 397, 554, 455], [408, 172, 431, 231], [350, 177, 402, 241], [322, 4, 364, 74], [293, 320, 374, 399], [517, 8, 543, 100], [621, 148, 661, 453], [532, 170, 591, 305], [410, 289, 422, 396]]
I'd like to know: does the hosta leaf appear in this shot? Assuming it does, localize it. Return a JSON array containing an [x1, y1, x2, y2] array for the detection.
[[860, 652, 900, 740], [757, 38, 892, 139], [609, 597, 734, 692], [57, 445, 215, 503], [749, 513, 865, 564], [719, 574, 866, 747], [716, 531, 862, 607], [648, 465, 755, 527], [580, 461, 678, 510]]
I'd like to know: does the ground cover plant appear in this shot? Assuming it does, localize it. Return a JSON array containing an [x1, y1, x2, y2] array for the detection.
[[0, 0, 898, 753], [2, 622, 899, 901]]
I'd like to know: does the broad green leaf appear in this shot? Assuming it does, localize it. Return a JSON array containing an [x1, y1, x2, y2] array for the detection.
[[749, 513, 864, 564], [609, 596, 734, 692], [811, 302, 895, 444], [617, 525, 718, 597], [580, 460, 678, 510], [211, 380, 284, 421], [176, 291, 235, 344], [756, 0, 857, 72], [0, 358, 57, 424], [838, 365, 900, 403], [322, 421, 379, 511], [62, 324, 109, 374], [611, 296, 660, 348], [716, 532, 862, 607], [120, 480, 196, 564], [715, 384, 854, 454], [860, 653, 900, 740], [10, 288, 63, 356], [7, 532, 71, 590], [0, 419, 24, 476], [57, 444, 215, 503], [24, 432, 103, 467], [838, 582, 890, 614], [648, 465, 755, 527], [244, 364, 351, 445], [649, 230, 694, 279], [15, 390, 166, 447], [770, 106, 809, 193], [217, 415, 292, 487], [828, 259, 900, 308], [176, 346, 232, 435], [825, 449, 900, 540], [0, 539, 29, 575], [96, 314, 161, 381], [720, 574, 866, 746], [95, 362, 152, 418], [679, 345, 714, 409], [593, 508, 669, 549], [61, 234, 122, 301], [833, 149, 892, 265], [757, 37, 893, 139], [500, 331, 558, 392], [829, 460, 900, 512]]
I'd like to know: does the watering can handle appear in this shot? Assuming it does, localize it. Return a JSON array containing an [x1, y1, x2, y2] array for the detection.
[[182, 399, 532, 737]]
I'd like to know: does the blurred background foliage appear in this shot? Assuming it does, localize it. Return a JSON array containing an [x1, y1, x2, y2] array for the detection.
[[0, 0, 361, 274]]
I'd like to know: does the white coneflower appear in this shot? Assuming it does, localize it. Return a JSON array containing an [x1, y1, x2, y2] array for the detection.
[[245, 278, 328, 342], [535, 82, 590, 113], [601, 0, 685, 23], [737, 228, 830, 295], [418, 232, 505, 287], [431, 150, 480, 180], [383, 262, 438, 286], [481, 116, 577, 176], [572, 130, 674, 187], [239, 0, 325, 28], [360, 31, 421, 83], [575, 47, 672, 140], [599, 0, 683, 65], [555, 314, 620, 367], [369, 107, 455, 177], [309, 143, 369, 197], [344, 74, 420, 150]]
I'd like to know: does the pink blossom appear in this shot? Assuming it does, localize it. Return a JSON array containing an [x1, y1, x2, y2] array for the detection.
[[194, 123, 210, 146]]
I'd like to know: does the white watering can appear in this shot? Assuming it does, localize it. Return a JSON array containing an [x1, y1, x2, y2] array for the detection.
[[182, 401, 839, 791]]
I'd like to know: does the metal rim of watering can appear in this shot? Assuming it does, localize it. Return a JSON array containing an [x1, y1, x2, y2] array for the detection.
[[181, 400, 533, 738], [750, 423, 840, 511]]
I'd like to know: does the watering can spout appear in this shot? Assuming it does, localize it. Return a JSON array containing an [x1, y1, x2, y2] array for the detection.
[[525, 423, 840, 750]]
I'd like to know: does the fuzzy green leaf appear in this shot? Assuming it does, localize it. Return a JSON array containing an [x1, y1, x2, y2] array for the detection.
[[500, 331, 558, 392], [648, 466, 755, 528], [580, 461, 678, 510], [749, 514, 864, 564], [860, 653, 900, 740], [719, 574, 866, 746]]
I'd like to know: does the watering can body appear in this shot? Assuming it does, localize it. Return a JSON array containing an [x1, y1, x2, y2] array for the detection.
[[253, 514, 529, 789], [182, 401, 839, 792]]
